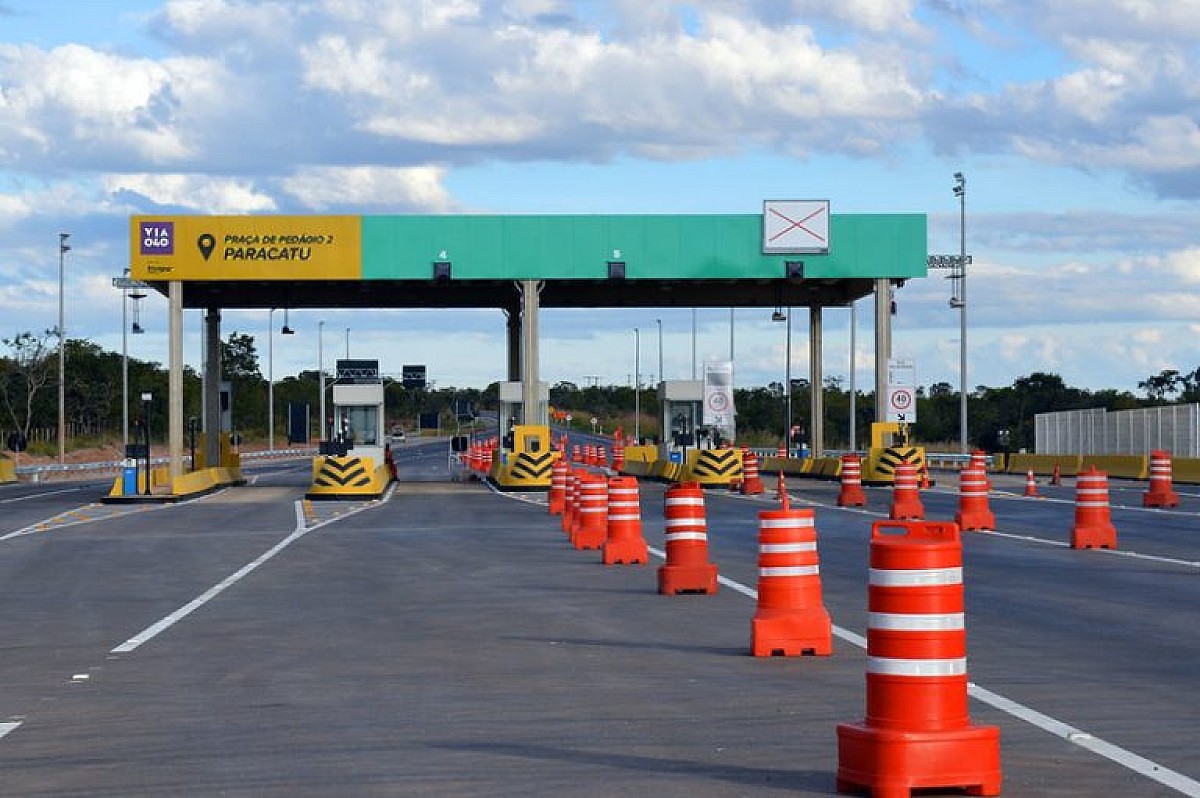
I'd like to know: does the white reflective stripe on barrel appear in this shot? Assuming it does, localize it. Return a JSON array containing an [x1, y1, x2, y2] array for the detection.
[[665, 532, 708, 542], [666, 518, 705, 530], [869, 612, 965, 631], [607, 514, 641, 521], [760, 542, 817, 554], [608, 501, 640, 509], [758, 517, 814, 529], [665, 497, 705, 507], [867, 656, 967, 676], [869, 567, 962, 587], [760, 565, 820, 577]]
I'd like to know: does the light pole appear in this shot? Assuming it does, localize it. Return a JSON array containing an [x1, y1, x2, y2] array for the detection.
[[345, 327, 350, 360], [785, 307, 792, 453], [57, 232, 70, 464], [849, 300, 857, 450], [318, 320, 326, 443], [634, 327, 641, 442], [953, 171, 968, 454], [690, 308, 696, 380], [656, 318, 663, 386], [268, 309, 275, 453]]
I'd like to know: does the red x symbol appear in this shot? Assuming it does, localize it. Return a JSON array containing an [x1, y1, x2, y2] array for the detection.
[[767, 205, 827, 244]]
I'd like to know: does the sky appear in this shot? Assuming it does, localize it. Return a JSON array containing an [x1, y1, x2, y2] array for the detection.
[[2, 0, 1198, 398]]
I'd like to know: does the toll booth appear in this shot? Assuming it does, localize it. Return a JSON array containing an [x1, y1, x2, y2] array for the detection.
[[330, 359, 385, 464], [497, 381, 549, 445], [309, 359, 391, 499], [658, 380, 703, 462]]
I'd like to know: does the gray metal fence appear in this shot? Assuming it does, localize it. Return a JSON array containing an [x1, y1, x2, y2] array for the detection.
[[1035, 405, 1200, 456]]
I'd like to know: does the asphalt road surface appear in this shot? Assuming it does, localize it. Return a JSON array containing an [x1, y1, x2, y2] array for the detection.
[[0, 441, 1196, 797]]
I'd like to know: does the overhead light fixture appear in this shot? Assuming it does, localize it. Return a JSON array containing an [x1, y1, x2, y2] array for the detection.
[[785, 260, 804, 279], [607, 260, 626, 280], [131, 322, 144, 335], [772, 308, 787, 322], [433, 257, 452, 281], [281, 307, 294, 335]]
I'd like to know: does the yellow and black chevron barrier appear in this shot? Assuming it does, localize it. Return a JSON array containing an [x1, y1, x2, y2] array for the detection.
[[307, 455, 390, 499], [491, 449, 557, 490], [864, 445, 926, 485], [683, 448, 743, 486], [489, 424, 558, 491]]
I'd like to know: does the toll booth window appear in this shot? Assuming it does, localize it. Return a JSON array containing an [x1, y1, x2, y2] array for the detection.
[[340, 406, 379, 446], [528, 436, 541, 453]]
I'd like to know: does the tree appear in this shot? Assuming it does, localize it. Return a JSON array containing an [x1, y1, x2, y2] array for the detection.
[[1137, 369, 1182, 402], [0, 329, 58, 442]]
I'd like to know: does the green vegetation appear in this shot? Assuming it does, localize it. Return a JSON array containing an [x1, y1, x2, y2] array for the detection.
[[0, 328, 1191, 453]]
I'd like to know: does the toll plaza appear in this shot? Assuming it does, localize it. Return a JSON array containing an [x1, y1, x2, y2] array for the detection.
[[128, 209, 926, 497]]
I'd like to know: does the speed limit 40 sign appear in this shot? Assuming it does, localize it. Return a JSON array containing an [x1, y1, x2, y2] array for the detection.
[[885, 386, 917, 423]]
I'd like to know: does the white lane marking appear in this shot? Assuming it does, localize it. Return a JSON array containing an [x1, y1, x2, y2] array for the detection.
[[111, 496, 384, 654], [0, 487, 89, 504], [584, 505, 1200, 795], [0, 722, 21, 739]]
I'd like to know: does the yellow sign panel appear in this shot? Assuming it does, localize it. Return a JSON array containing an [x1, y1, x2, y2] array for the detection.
[[131, 215, 361, 281]]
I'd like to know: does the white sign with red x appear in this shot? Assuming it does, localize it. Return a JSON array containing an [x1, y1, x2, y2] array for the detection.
[[762, 200, 830, 254]]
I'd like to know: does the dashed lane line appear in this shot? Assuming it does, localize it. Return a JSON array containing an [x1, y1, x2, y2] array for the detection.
[[495, 487, 1200, 796]]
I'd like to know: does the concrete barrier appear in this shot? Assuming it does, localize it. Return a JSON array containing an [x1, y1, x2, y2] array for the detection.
[[1173, 457, 1200, 485], [0, 457, 15, 484], [1080, 455, 1148, 480], [1005, 453, 1082, 476]]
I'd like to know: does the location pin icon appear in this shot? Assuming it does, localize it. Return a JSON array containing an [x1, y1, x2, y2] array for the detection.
[[197, 233, 216, 261]]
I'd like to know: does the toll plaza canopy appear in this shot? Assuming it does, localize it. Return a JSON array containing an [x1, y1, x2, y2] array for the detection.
[[130, 213, 927, 308]]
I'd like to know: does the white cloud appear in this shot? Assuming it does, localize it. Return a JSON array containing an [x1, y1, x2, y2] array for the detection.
[[280, 166, 453, 211], [102, 174, 276, 214]]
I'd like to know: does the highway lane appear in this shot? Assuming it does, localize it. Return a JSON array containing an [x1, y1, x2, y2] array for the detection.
[[0, 449, 1193, 795], [656, 476, 1200, 794]]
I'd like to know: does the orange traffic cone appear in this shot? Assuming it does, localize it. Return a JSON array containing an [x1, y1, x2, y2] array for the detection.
[[1023, 470, 1039, 497], [658, 482, 719, 594], [888, 463, 924, 520], [603, 477, 648, 565], [1050, 464, 1061, 486], [1072, 466, 1117, 549], [837, 453, 867, 507], [751, 506, 832, 657], [776, 471, 788, 504], [837, 520, 1002, 797], [954, 466, 995, 532], [1143, 449, 1179, 508], [741, 451, 765, 495]]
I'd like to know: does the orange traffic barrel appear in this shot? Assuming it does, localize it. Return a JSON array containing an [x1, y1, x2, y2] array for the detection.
[[603, 477, 648, 565], [548, 456, 567, 516], [837, 453, 867, 507], [572, 444, 582, 463], [751, 506, 832, 657], [888, 463, 924, 520], [777, 445, 787, 458], [613, 440, 625, 472], [954, 466, 995, 532], [1143, 449, 1179, 508], [597, 445, 608, 469], [562, 468, 581, 535], [1023, 470, 1039, 497], [837, 520, 1001, 797], [742, 451, 765, 495], [658, 482, 719, 594], [573, 472, 609, 550], [1072, 466, 1117, 549]]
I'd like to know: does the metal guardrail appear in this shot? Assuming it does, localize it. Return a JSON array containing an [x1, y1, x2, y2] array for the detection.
[[11, 448, 318, 479]]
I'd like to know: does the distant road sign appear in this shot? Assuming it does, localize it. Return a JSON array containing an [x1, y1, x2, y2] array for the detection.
[[402, 364, 427, 389], [111, 276, 150, 289]]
